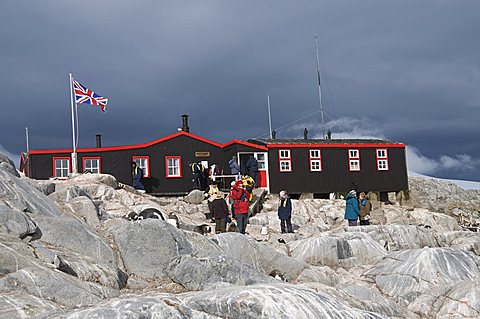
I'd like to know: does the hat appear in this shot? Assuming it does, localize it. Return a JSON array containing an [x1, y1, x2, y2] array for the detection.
[[349, 190, 356, 195], [279, 190, 287, 198]]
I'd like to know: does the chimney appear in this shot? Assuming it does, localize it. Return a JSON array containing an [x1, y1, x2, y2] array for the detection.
[[181, 114, 190, 132], [272, 130, 276, 139], [95, 134, 102, 148], [303, 128, 308, 140]]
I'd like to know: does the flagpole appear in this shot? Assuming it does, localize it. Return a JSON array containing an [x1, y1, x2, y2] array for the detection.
[[69, 73, 78, 174], [315, 35, 326, 139], [267, 95, 273, 139]]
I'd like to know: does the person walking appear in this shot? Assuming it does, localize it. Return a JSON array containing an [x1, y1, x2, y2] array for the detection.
[[278, 190, 293, 233], [230, 180, 250, 234], [131, 161, 145, 193], [359, 192, 372, 225], [344, 190, 359, 226], [208, 191, 230, 233]]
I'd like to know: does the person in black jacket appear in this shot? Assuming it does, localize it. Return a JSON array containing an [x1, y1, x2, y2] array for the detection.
[[278, 190, 293, 233], [208, 192, 230, 233], [245, 155, 259, 187], [131, 162, 145, 193]]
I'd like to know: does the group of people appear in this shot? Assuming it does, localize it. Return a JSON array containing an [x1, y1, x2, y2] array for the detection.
[[344, 190, 372, 226], [207, 178, 252, 234]]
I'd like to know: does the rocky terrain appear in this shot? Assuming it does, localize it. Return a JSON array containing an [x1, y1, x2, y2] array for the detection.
[[0, 152, 479, 318]]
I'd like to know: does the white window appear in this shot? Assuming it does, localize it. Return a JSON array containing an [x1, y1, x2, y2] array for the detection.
[[349, 149, 359, 158], [279, 149, 290, 159], [280, 160, 291, 172], [54, 158, 70, 178], [133, 156, 150, 177], [279, 149, 291, 172], [348, 149, 360, 171], [83, 158, 100, 174], [377, 149, 387, 158], [256, 153, 266, 170], [376, 149, 389, 171], [349, 160, 360, 171], [166, 156, 182, 177], [309, 149, 322, 171], [377, 160, 389, 170]]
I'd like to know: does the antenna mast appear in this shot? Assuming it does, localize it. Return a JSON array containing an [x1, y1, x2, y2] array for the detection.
[[267, 95, 273, 139], [315, 35, 326, 138]]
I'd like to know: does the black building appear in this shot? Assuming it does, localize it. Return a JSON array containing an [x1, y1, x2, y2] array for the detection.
[[23, 116, 408, 197]]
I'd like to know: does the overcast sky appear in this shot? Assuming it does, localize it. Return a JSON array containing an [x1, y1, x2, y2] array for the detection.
[[1, 1, 479, 181]]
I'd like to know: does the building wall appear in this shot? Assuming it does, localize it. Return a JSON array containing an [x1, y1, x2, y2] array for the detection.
[[267, 146, 408, 194]]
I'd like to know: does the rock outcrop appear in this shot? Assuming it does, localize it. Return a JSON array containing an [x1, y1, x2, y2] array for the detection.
[[0, 152, 479, 318]]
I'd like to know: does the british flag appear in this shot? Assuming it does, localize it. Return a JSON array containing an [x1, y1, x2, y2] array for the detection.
[[73, 79, 109, 112]]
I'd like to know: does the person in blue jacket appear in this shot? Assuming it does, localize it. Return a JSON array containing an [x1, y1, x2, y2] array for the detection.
[[344, 190, 359, 226], [278, 190, 293, 233], [229, 155, 241, 175]]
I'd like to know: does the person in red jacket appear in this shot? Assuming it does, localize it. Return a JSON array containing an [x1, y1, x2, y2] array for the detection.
[[230, 180, 250, 234]]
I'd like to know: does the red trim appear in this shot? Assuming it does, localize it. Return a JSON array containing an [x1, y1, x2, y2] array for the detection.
[[165, 156, 182, 178], [133, 156, 151, 178], [82, 156, 101, 173], [52, 157, 71, 178], [376, 148, 389, 171], [309, 149, 322, 172], [222, 140, 268, 150], [278, 149, 292, 172], [267, 143, 405, 149], [29, 131, 223, 155], [348, 149, 361, 172]]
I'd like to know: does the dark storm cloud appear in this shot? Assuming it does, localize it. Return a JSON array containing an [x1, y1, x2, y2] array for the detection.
[[1, 1, 479, 180]]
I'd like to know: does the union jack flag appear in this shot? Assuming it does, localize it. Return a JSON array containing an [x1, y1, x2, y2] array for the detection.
[[73, 79, 109, 112]]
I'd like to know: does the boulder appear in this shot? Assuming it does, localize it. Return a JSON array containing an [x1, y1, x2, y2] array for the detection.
[[345, 225, 438, 251], [65, 196, 101, 228], [0, 170, 64, 217], [0, 153, 19, 177], [0, 204, 38, 238], [166, 251, 274, 290], [365, 247, 480, 305], [288, 232, 387, 268], [32, 216, 118, 265], [183, 189, 205, 204], [69, 173, 118, 189], [32, 243, 127, 290], [0, 267, 119, 308], [109, 219, 194, 279], [212, 233, 311, 283], [58, 284, 388, 319], [0, 292, 63, 319], [0, 233, 39, 276]]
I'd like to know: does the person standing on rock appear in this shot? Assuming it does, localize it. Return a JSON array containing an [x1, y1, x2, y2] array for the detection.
[[208, 191, 230, 233], [231, 180, 250, 234], [344, 190, 359, 226], [359, 192, 372, 225], [131, 161, 145, 193], [278, 190, 293, 233]]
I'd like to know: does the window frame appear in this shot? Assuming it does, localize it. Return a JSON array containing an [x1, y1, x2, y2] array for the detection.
[[309, 149, 322, 172], [376, 149, 389, 171], [278, 149, 292, 172], [165, 156, 182, 178], [52, 157, 71, 179], [82, 157, 101, 174], [133, 156, 150, 178], [348, 149, 361, 171]]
